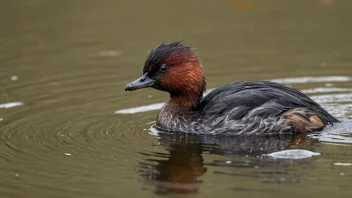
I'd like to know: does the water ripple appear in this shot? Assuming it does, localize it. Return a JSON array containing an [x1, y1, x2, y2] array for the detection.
[[0, 103, 156, 195]]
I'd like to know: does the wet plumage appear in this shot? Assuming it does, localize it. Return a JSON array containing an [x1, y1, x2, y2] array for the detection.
[[126, 41, 338, 135], [158, 81, 337, 135]]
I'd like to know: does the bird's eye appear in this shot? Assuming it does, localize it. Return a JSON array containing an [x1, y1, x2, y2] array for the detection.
[[160, 64, 168, 72]]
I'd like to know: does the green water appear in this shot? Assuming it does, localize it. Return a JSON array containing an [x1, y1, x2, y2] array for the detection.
[[0, 0, 351, 197]]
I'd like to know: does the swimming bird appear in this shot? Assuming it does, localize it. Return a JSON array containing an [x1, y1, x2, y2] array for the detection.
[[125, 41, 338, 135]]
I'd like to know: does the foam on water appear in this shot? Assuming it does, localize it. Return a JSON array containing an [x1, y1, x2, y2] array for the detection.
[[310, 93, 352, 103], [334, 162, 352, 166], [301, 87, 352, 94], [115, 103, 165, 114], [270, 76, 352, 84], [262, 149, 321, 159], [0, 102, 24, 109]]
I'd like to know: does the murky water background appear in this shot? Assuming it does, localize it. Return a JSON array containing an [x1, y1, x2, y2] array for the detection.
[[1, 0, 352, 197]]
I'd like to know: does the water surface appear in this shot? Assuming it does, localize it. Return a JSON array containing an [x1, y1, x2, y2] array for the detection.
[[0, 0, 352, 198]]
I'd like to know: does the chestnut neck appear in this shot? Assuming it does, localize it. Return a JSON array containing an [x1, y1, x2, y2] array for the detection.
[[167, 94, 201, 111], [167, 80, 206, 111]]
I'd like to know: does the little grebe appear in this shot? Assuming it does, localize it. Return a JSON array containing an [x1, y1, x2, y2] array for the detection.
[[125, 41, 338, 135]]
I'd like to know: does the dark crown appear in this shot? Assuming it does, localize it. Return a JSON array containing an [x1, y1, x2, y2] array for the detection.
[[143, 41, 194, 74]]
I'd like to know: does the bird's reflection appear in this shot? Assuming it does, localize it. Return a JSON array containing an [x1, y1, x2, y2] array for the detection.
[[139, 138, 205, 194], [138, 132, 317, 195]]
